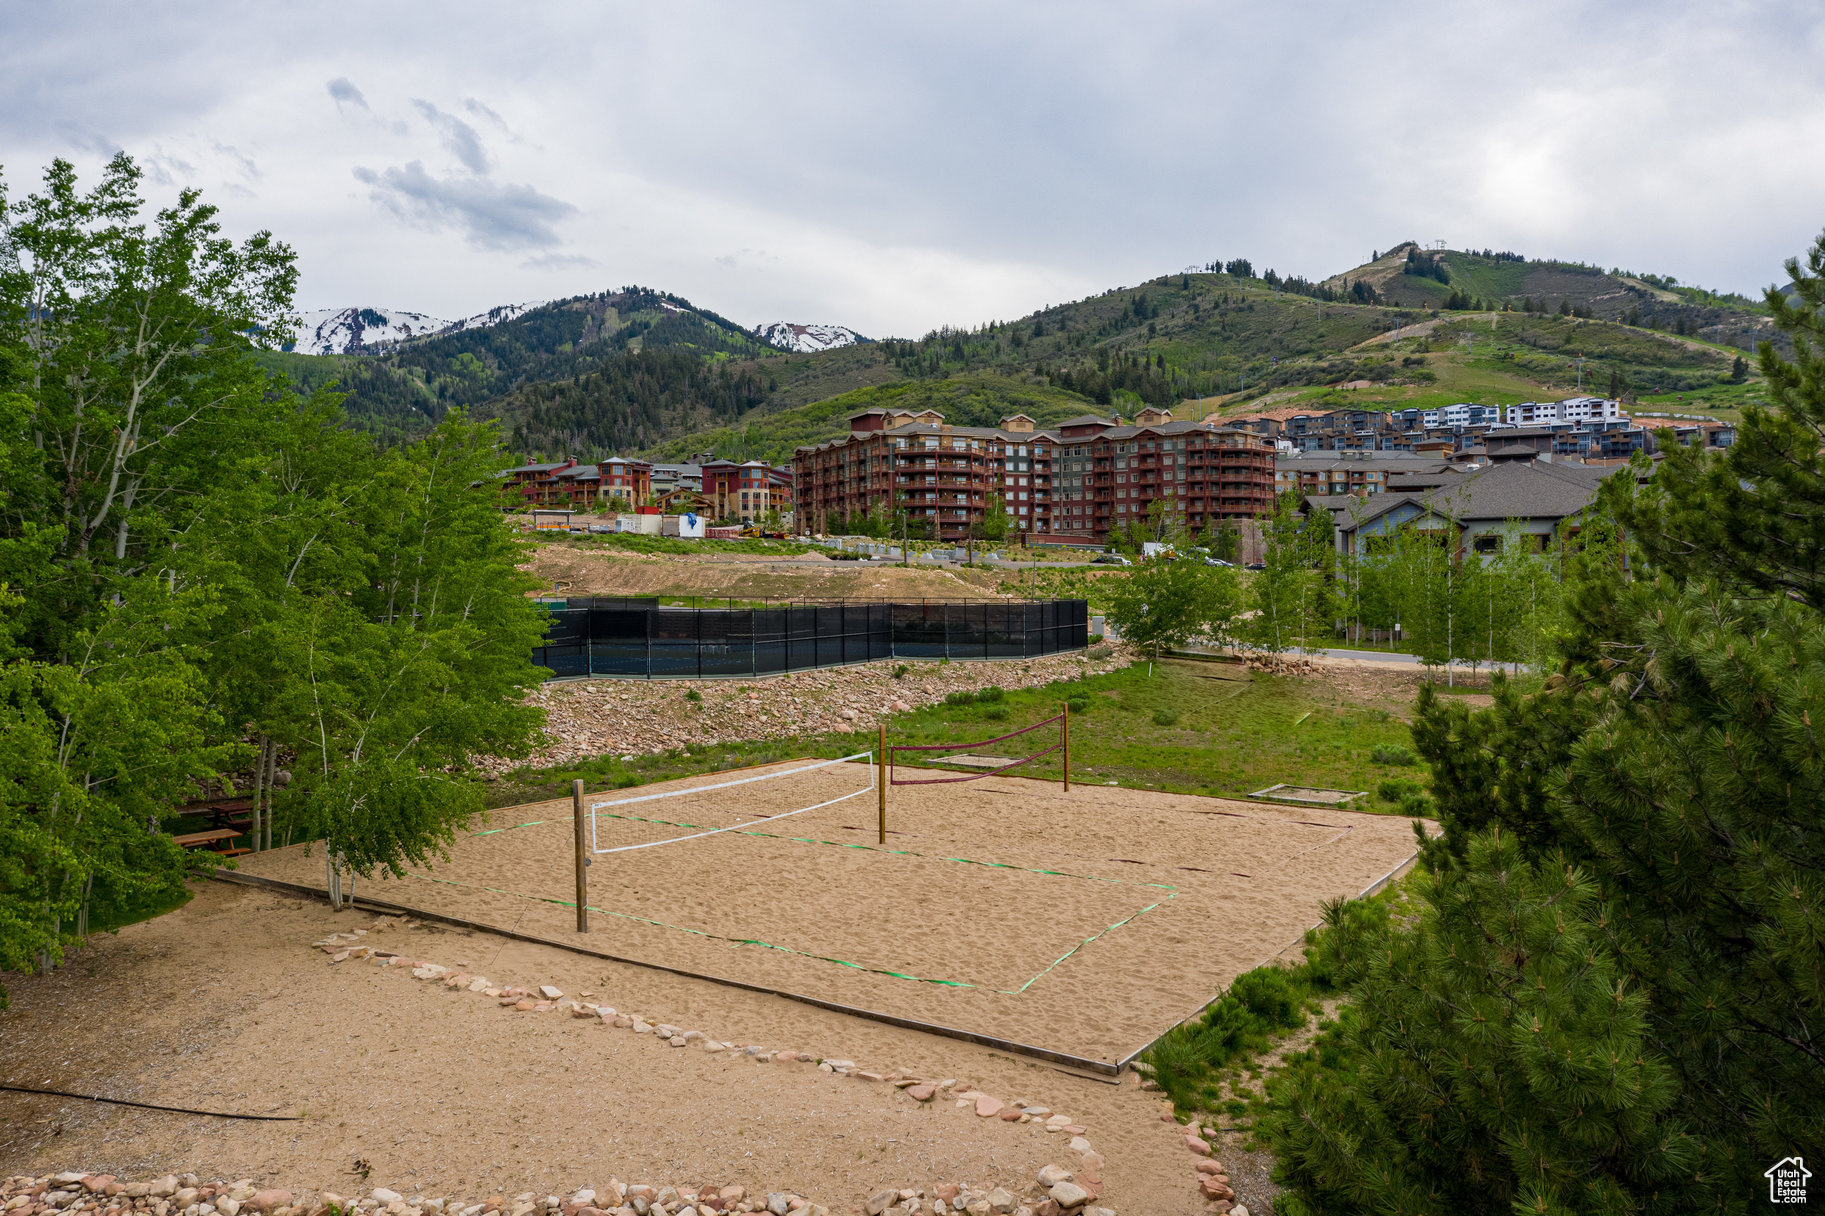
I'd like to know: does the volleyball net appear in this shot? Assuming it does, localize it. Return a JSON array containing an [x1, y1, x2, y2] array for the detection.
[[889, 711, 1068, 787], [588, 752, 876, 855]]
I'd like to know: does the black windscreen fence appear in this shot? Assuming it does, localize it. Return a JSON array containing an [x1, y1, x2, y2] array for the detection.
[[531, 597, 1089, 679]]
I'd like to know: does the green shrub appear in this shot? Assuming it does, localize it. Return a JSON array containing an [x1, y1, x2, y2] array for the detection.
[[1140, 963, 1311, 1113], [1066, 695, 1091, 714], [685, 689, 702, 702], [1376, 777, 1421, 803], [1152, 708, 1181, 727], [981, 706, 1010, 721], [943, 690, 974, 706], [1371, 743, 1417, 766], [892, 664, 910, 680], [975, 685, 1005, 703]]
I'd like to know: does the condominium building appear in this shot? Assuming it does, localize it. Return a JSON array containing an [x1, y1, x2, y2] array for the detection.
[[793, 406, 1274, 542], [497, 456, 650, 509], [1274, 452, 1459, 497], [701, 460, 793, 522]]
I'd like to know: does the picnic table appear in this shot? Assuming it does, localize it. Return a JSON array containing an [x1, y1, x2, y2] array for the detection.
[[175, 797, 254, 829], [171, 828, 249, 857]]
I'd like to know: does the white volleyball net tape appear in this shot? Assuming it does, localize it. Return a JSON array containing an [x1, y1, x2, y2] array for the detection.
[[588, 752, 875, 855]]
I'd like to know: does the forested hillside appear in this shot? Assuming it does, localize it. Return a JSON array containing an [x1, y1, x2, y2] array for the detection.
[[268, 244, 1773, 461], [644, 375, 1099, 464]]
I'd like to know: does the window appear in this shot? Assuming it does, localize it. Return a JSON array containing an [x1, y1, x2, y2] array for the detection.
[[1473, 535, 1503, 554]]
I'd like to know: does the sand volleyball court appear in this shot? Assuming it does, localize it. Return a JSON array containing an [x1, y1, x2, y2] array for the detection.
[[235, 760, 1420, 1065]]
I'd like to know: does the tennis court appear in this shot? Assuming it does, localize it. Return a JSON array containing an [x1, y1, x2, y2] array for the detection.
[[236, 752, 1420, 1066]]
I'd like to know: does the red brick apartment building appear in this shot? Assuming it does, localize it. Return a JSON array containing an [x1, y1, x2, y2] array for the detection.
[[793, 405, 1274, 543], [702, 460, 794, 522], [500, 457, 651, 508]]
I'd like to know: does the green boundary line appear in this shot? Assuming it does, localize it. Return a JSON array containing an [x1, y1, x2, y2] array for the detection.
[[451, 796, 1185, 994], [404, 869, 977, 988], [398, 864, 1175, 995]]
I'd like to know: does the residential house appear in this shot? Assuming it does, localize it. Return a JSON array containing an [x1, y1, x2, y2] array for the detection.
[[1311, 458, 1618, 561]]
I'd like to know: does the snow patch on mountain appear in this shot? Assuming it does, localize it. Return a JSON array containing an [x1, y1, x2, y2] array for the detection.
[[290, 307, 453, 355], [753, 321, 866, 353], [443, 300, 551, 335], [288, 301, 551, 354]]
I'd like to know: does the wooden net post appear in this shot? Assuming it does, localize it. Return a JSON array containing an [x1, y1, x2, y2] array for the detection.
[[878, 723, 888, 844], [572, 779, 589, 933], [1062, 702, 1071, 792]]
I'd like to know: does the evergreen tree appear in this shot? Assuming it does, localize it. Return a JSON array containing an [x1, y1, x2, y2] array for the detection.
[[1261, 232, 1825, 1213]]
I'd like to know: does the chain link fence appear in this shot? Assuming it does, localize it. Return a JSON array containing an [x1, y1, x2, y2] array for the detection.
[[532, 597, 1090, 679]]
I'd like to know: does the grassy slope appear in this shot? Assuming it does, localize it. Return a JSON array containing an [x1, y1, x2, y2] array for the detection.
[[1194, 309, 1743, 416]]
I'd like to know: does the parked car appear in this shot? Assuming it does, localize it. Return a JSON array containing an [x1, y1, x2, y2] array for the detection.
[[1092, 553, 1132, 566], [1204, 557, 1234, 567], [1246, 561, 1267, 570]]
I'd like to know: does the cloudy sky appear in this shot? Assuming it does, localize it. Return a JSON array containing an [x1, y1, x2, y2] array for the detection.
[[5, 2, 1822, 337]]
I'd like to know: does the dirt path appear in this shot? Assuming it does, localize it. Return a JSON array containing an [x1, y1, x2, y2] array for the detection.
[[0, 884, 1230, 1215]]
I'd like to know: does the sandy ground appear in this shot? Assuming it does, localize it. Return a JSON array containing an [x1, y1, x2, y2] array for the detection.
[[528, 546, 1009, 603], [235, 765, 1422, 1066], [2, 883, 1216, 1215]]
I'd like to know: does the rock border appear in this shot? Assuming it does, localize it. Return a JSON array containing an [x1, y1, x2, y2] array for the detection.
[[2, 1170, 1122, 1216], [308, 921, 1116, 1214]]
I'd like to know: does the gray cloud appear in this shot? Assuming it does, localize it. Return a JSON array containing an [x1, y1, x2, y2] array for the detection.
[[326, 78, 368, 110], [521, 251, 600, 272], [462, 98, 506, 127], [141, 149, 196, 188], [411, 99, 489, 174], [6, 3, 1821, 333], [213, 142, 259, 180], [352, 161, 576, 250]]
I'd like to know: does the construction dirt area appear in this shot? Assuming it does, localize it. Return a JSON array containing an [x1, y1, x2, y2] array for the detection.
[[528, 543, 1013, 604]]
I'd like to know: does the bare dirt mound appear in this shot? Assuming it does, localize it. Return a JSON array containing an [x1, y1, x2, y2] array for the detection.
[[528, 545, 1007, 602]]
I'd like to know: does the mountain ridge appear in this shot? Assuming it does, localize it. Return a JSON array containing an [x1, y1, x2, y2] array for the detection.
[[263, 246, 1773, 456], [289, 301, 551, 355]]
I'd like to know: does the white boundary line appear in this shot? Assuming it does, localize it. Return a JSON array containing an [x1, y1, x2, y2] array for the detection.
[[588, 751, 875, 854]]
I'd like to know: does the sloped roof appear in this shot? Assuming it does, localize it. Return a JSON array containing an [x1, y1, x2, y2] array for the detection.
[[1419, 460, 1612, 522], [1309, 492, 1419, 528]]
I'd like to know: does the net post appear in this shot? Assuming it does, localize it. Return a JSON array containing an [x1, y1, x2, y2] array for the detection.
[[572, 779, 588, 933], [1062, 702, 1070, 792], [877, 723, 888, 844]]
